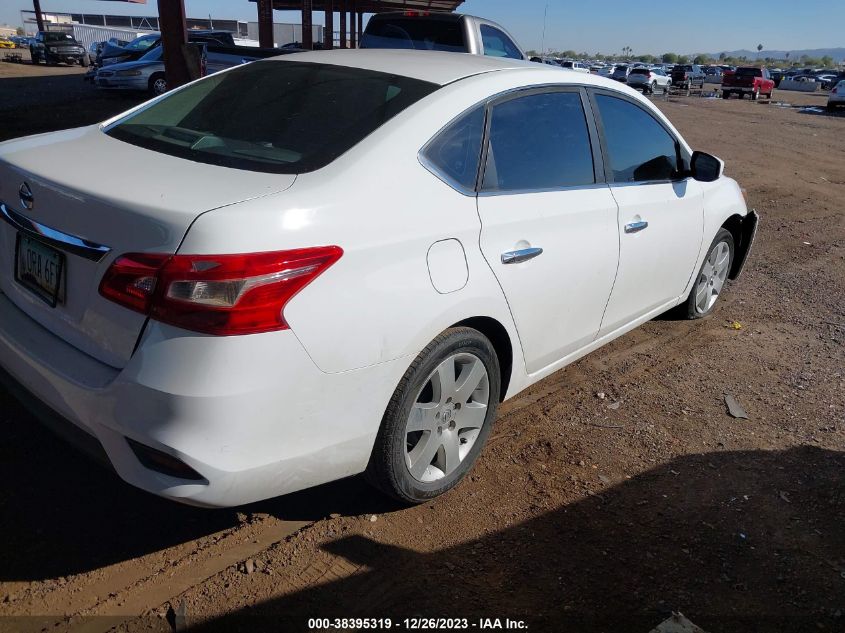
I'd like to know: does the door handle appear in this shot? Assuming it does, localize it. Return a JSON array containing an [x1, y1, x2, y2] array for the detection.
[[501, 247, 543, 265], [624, 220, 649, 234]]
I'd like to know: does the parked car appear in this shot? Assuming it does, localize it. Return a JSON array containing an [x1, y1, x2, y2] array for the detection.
[[768, 69, 786, 87], [0, 36, 15, 49], [816, 74, 838, 90], [671, 64, 706, 90], [626, 67, 672, 94], [94, 45, 172, 96], [721, 67, 774, 100], [597, 64, 616, 77], [90, 31, 282, 84], [0, 50, 757, 507], [560, 60, 590, 73], [828, 80, 845, 110], [360, 11, 525, 59], [29, 31, 89, 66], [611, 64, 630, 82], [97, 33, 159, 67]]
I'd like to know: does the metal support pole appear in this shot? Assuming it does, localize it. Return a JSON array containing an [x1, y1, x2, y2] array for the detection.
[[339, 1, 347, 48], [349, 0, 356, 48], [324, 1, 333, 49], [302, 0, 313, 49], [32, 0, 45, 32], [257, 0, 274, 49], [157, 0, 190, 90]]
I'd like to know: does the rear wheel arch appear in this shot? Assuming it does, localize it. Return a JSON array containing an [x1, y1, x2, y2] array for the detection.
[[451, 316, 513, 401]]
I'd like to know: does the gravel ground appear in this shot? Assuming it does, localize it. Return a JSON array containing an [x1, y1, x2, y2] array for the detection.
[[0, 62, 843, 633]]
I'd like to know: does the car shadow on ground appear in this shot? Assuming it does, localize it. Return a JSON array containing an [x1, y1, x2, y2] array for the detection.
[[186, 446, 845, 633], [0, 390, 402, 581]]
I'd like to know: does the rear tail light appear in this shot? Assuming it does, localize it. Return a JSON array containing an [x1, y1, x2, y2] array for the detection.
[[99, 246, 342, 335], [403, 9, 430, 16]]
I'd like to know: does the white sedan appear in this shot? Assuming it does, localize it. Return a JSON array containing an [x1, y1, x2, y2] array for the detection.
[[0, 50, 757, 507]]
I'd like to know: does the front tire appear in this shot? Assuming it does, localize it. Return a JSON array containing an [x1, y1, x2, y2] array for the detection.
[[679, 228, 735, 319], [366, 327, 501, 504], [148, 72, 167, 96]]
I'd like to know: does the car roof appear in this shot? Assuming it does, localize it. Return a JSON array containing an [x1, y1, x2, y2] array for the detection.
[[267, 49, 539, 85]]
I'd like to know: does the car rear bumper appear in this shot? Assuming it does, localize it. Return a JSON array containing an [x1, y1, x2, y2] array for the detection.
[[0, 291, 408, 507], [722, 86, 757, 92]]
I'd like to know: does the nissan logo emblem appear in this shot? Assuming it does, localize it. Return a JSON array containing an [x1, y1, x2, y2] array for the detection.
[[19, 182, 34, 210]]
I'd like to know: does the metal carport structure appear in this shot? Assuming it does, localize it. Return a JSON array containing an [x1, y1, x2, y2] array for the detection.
[[158, 0, 464, 89]]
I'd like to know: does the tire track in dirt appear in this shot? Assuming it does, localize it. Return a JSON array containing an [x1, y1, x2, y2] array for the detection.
[[16, 517, 309, 633]]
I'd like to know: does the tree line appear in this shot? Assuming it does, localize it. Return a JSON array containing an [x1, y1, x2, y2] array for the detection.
[[525, 49, 839, 68]]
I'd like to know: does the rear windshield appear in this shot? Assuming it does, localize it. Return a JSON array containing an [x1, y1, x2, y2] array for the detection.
[[735, 67, 763, 77], [361, 17, 465, 52], [614, 65, 628, 72], [105, 61, 438, 174], [676, 65, 693, 71], [630, 68, 650, 75]]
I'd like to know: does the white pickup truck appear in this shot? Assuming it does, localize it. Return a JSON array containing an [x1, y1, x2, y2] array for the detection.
[[360, 11, 525, 60]]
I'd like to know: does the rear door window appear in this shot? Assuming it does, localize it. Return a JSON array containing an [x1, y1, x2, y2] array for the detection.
[[482, 91, 595, 192], [479, 25, 522, 59]]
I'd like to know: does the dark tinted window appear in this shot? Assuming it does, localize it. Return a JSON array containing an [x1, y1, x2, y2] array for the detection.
[[106, 61, 437, 174], [43, 33, 75, 43], [736, 67, 763, 77], [480, 25, 522, 59], [595, 94, 679, 182], [360, 17, 465, 52], [482, 91, 595, 192], [630, 68, 650, 75], [422, 105, 485, 191]]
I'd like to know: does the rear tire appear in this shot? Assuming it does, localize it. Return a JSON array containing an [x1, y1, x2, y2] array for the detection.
[[722, 90, 730, 99], [365, 327, 501, 504], [80, 54, 89, 67], [751, 88, 759, 101], [678, 228, 735, 320]]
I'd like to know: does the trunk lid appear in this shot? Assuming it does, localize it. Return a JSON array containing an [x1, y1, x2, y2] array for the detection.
[[0, 125, 294, 368]]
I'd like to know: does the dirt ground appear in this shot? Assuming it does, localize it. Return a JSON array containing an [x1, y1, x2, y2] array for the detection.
[[0, 60, 843, 633]]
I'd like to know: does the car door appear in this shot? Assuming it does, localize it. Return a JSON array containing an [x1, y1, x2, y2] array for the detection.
[[590, 90, 704, 336], [475, 88, 619, 374]]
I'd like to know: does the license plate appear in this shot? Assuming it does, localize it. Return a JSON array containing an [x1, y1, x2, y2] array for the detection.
[[15, 234, 65, 307]]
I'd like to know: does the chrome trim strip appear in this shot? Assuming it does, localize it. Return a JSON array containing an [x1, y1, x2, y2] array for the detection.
[[0, 202, 112, 263]]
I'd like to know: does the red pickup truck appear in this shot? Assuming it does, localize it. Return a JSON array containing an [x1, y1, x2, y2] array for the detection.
[[722, 67, 775, 100]]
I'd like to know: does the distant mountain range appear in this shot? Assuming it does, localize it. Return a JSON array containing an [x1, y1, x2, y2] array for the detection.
[[707, 48, 845, 62]]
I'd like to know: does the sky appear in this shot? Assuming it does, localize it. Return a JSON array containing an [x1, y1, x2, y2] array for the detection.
[[2, 0, 843, 55]]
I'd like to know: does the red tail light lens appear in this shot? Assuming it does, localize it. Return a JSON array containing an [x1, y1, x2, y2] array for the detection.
[[99, 246, 342, 335]]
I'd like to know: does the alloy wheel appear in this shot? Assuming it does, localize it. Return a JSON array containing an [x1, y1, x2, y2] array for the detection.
[[694, 240, 731, 314], [404, 353, 489, 482]]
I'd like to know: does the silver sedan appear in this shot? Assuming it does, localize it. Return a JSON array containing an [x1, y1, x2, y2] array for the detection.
[[94, 45, 167, 96]]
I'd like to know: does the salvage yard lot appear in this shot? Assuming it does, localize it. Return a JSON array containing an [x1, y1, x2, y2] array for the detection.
[[0, 62, 843, 632]]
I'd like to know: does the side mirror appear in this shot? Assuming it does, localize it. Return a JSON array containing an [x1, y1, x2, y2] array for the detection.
[[690, 151, 724, 182]]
